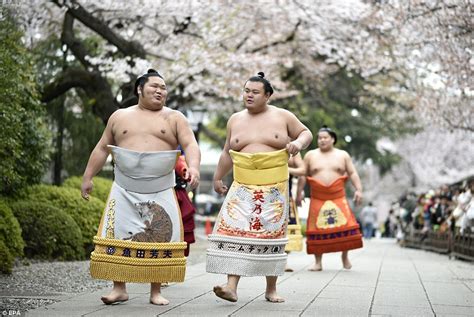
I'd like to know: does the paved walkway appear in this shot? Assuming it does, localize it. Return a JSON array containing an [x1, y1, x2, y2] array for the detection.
[[26, 238, 473, 317]]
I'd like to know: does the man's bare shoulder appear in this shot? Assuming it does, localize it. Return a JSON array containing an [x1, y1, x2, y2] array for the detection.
[[165, 107, 186, 119], [228, 110, 246, 123], [232, 110, 247, 118], [270, 105, 294, 117], [108, 107, 134, 121], [335, 148, 351, 158], [268, 105, 286, 115], [305, 149, 320, 158]]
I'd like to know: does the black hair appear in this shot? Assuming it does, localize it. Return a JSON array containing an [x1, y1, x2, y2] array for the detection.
[[134, 68, 164, 97], [318, 125, 338, 145], [245, 71, 274, 96]]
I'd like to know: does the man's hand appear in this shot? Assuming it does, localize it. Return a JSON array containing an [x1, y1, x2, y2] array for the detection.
[[81, 178, 93, 201], [286, 140, 302, 157], [186, 167, 200, 189], [295, 190, 305, 207], [213, 179, 228, 195], [353, 190, 363, 206]]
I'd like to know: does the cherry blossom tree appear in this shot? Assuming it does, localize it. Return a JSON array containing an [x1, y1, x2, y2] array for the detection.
[[359, 0, 472, 132], [6, 0, 472, 190]]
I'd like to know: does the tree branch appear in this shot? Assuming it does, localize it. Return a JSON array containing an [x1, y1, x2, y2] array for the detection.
[[61, 11, 95, 69], [248, 19, 301, 53], [41, 67, 118, 123], [41, 68, 93, 103], [52, 0, 146, 58]]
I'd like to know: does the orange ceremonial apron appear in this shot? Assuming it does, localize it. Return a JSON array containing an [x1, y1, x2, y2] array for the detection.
[[306, 176, 363, 254]]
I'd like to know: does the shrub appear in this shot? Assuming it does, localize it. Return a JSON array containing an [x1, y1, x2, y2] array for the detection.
[[0, 200, 24, 257], [0, 9, 50, 195], [0, 240, 14, 274], [63, 176, 113, 202], [0, 200, 24, 274], [9, 201, 84, 260], [18, 185, 105, 251]]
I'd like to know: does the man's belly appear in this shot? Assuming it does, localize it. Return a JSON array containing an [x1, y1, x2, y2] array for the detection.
[[309, 172, 346, 186], [232, 143, 285, 154]]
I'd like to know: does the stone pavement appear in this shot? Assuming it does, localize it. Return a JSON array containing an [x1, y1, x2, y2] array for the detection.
[[26, 238, 473, 317]]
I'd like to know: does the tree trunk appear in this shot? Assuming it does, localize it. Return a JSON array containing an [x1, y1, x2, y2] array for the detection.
[[53, 96, 65, 185]]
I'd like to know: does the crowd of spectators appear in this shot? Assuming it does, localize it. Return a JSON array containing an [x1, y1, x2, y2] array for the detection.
[[382, 178, 474, 241]]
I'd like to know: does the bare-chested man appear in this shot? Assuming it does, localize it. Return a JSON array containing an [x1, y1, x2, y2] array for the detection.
[[81, 69, 200, 306], [206, 72, 313, 303], [296, 126, 363, 271]]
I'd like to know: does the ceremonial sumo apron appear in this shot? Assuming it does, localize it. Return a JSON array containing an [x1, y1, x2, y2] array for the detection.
[[306, 176, 363, 254], [207, 149, 289, 276], [90, 146, 187, 283]]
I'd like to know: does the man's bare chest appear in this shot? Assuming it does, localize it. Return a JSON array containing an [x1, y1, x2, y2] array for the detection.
[[113, 117, 175, 142], [310, 156, 345, 174], [230, 125, 288, 150]]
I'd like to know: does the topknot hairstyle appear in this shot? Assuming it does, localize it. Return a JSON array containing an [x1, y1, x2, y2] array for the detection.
[[318, 125, 338, 145], [134, 68, 164, 97], [245, 71, 274, 96]]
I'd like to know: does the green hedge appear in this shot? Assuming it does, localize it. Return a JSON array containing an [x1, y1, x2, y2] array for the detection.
[[18, 185, 105, 251], [63, 176, 113, 202], [0, 240, 14, 274], [9, 201, 84, 260], [0, 200, 24, 273]]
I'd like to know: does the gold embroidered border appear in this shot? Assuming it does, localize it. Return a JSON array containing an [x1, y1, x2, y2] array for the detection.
[[93, 245, 185, 258], [93, 236, 187, 250]]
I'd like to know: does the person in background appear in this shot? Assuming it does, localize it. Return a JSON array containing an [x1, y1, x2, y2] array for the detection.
[[361, 202, 378, 239], [296, 126, 363, 271]]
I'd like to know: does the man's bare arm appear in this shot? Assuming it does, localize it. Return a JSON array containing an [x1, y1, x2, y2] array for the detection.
[[81, 111, 117, 200], [285, 110, 313, 155], [288, 153, 305, 177], [295, 153, 311, 206], [213, 116, 235, 195], [344, 151, 363, 205], [176, 111, 201, 188]]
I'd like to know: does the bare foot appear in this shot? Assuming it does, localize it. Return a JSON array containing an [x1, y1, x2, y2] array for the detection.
[[150, 293, 169, 306], [213, 285, 238, 302], [265, 290, 285, 303], [308, 263, 322, 271], [101, 290, 129, 305], [342, 257, 352, 270]]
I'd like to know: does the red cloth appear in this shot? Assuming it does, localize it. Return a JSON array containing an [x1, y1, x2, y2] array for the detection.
[[175, 188, 195, 256], [306, 175, 363, 254], [175, 156, 188, 179]]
